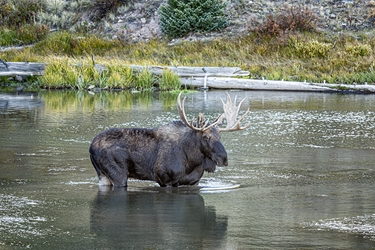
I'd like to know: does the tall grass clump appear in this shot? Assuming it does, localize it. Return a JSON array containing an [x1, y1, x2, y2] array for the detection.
[[39, 60, 74, 89], [292, 39, 332, 59], [0, 24, 49, 46], [33, 31, 120, 56], [158, 69, 181, 90], [0, 29, 18, 46], [345, 44, 373, 57], [133, 67, 154, 90], [106, 65, 133, 89], [39, 58, 108, 89]]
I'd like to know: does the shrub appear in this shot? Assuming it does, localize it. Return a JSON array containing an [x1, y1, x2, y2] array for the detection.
[[251, 5, 318, 38], [158, 0, 229, 38], [36, 0, 92, 30], [0, 0, 46, 27]]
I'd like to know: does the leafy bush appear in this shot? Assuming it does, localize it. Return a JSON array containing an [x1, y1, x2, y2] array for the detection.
[[158, 0, 229, 38], [251, 5, 318, 38]]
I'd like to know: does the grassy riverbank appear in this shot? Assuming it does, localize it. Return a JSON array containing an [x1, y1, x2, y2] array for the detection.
[[1, 0, 375, 91], [1, 29, 375, 91]]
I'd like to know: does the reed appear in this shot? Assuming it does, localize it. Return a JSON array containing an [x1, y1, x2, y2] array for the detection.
[[106, 65, 133, 89], [158, 69, 181, 91], [133, 67, 154, 90]]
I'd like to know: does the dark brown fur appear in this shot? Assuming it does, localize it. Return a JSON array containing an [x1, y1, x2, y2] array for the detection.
[[89, 121, 228, 187]]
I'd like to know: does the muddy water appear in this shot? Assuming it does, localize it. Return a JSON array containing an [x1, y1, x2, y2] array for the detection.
[[1, 90, 375, 249]]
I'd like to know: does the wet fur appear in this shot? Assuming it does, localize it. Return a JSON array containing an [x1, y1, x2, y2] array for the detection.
[[89, 121, 228, 187]]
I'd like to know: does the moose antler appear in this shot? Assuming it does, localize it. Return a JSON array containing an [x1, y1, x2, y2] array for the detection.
[[217, 92, 251, 132], [177, 92, 222, 131], [177, 92, 250, 132]]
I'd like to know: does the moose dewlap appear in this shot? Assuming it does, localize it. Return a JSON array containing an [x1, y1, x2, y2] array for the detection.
[[89, 92, 250, 187]]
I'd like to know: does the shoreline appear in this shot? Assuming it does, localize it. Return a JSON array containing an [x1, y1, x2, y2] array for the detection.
[[179, 77, 375, 94]]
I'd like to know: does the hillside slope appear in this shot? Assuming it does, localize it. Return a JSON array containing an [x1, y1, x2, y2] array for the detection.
[[89, 0, 374, 42]]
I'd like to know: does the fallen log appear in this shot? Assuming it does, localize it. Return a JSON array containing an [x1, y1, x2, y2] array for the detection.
[[130, 65, 250, 77], [0, 61, 45, 76], [179, 76, 375, 93]]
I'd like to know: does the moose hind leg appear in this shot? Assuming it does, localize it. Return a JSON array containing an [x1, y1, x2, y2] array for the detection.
[[90, 154, 112, 186], [96, 151, 129, 187], [106, 159, 129, 187]]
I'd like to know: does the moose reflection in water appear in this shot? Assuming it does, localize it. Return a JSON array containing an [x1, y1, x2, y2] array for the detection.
[[90, 187, 228, 249], [89, 92, 250, 187]]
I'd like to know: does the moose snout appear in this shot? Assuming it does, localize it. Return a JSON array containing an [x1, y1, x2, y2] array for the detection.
[[223, 156, 228, 166], [213, 141, 228, 166], [217, 153, 228, 166]]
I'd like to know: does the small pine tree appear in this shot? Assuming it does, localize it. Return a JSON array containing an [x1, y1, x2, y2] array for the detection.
[[158, 0, 229, 38]]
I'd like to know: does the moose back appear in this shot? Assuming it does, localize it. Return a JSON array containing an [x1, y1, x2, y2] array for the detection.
[[89, 93, 250, 187]]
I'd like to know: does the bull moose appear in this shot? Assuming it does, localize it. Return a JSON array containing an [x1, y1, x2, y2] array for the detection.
[[89, 92, 250, 187]]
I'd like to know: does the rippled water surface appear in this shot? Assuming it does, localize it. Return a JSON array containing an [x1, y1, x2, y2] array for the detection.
[[1, 90, 375, 249]]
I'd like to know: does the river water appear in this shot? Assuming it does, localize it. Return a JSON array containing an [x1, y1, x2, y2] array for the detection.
[[1, 90, 375, 249]]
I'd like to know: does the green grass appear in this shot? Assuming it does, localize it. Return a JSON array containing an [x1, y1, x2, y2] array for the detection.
[[133, 67, 155, 90], [1, 30, 375, 90], [158, 69, 181, 91]]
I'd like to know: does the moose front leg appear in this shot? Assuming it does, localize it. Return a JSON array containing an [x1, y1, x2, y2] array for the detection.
[[178, 166, 204, 186]]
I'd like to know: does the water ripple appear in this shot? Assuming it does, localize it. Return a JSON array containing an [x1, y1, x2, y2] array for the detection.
[[303, 214, 375, 241]]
